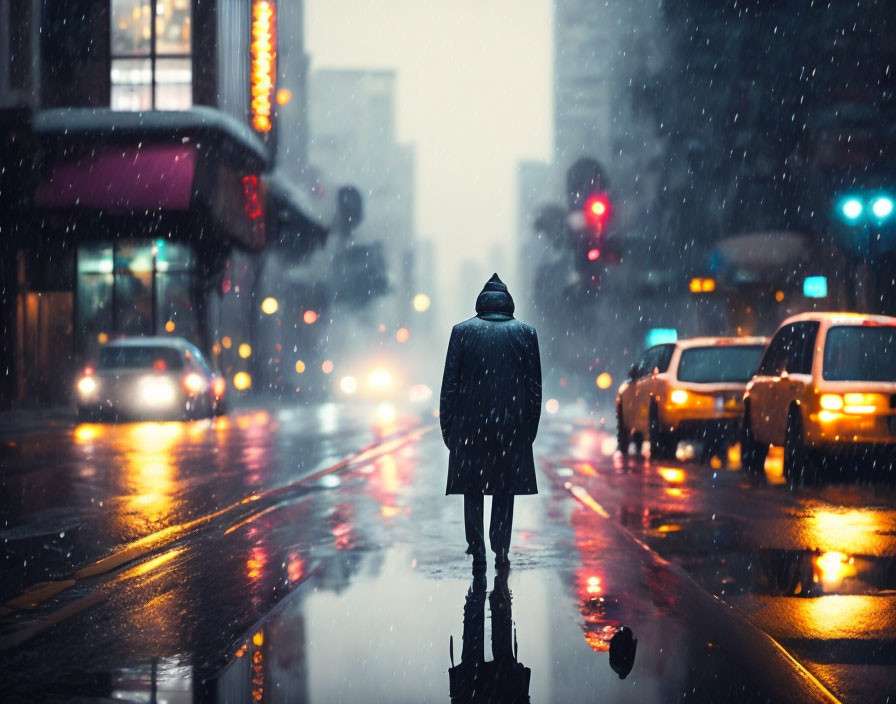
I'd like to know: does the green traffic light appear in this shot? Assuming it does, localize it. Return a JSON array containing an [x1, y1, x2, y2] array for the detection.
[[871, 196, 894, 220], [840, 197, 863, 221]]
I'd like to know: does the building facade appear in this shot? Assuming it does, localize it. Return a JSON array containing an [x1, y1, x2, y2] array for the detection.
[[0, 0, 328, 406]]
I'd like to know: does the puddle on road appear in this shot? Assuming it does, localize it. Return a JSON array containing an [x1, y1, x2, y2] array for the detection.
[[620, 506, 896, 599], [204, 546, 763, 704]]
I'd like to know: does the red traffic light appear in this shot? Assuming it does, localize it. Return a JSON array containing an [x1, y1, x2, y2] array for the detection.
[[584, 194, 611, 228]]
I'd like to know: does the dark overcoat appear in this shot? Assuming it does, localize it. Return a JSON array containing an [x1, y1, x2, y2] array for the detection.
[[440, 274, 542, 495]]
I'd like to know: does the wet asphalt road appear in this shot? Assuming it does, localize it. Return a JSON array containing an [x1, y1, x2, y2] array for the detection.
[[0, 402, 895, 703]]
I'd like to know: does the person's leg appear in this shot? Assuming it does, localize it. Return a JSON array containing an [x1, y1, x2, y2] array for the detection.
[[464, 493, 486, 567], [489, 494, 515, 565]]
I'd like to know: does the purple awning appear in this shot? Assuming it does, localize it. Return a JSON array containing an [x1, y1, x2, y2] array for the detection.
[[35, 144, 197, 212]]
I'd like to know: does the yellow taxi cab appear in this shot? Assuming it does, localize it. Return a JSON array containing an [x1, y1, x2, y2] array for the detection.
[[741, 312, 896, 483], [616, 337, 768, 461]]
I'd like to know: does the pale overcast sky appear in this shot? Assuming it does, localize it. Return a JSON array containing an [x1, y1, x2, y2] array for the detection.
[[305, 0, 553, 323]]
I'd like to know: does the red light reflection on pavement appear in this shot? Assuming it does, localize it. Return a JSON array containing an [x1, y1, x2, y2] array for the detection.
[[330, 503, 356, 551], [570, 500, 621, 652]]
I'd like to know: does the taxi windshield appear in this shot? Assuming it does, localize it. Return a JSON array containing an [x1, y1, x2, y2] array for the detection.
[[98, 346, 185, 371], [823, 325, 896, 381], [677, 345, 765, 383]]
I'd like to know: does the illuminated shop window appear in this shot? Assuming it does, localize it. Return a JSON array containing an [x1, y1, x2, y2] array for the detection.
[[76, 241, 198, 358], [110, 0, 192, 110]]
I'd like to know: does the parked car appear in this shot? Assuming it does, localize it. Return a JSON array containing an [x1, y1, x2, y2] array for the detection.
[[617, 336, 768, 461], [75, 337, 227, 421], [741, 312, 896, 483]]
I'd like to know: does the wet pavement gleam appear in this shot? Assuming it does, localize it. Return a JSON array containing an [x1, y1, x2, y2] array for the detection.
[[0, 404, 895, 701]]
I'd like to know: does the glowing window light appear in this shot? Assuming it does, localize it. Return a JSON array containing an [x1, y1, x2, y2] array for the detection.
[[238, 343, 252, 359], [164, 320, 175, 333], [303, 310, 318, 325], [295, 360, 306, 374], [250, 1, 276, 133], [396, 327, 410, 343], [233, 372, 252, 390], [261, 297, 278, 315]]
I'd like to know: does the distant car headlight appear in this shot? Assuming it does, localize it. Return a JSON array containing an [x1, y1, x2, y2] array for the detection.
[[182, 372, 207, 396], [368, 369, 392, 390], [340, 376, 358, 394], [77, 376, 97, 396], [140, 376, 177, 406], [670, 389, 689, 405]]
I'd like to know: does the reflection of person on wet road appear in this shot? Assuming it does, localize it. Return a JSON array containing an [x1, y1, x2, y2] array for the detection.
[[449, 572, 531, 703], [440, 274, 542, 571]]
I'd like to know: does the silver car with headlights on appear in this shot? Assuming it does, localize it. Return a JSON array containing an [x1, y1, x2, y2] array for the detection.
[[75, 337, 226, 421]]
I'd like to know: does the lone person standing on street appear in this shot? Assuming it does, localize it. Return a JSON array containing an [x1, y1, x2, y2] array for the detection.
[[440, 273, 542, 572]]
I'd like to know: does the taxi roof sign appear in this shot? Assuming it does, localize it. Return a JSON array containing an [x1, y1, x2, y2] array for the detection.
[[803, 276, 828, 298]]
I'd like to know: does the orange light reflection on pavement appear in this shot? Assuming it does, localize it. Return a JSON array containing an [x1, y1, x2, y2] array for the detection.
[[247, 546, 267, 580], [657, 466, 685, 484], [814, 551, 856, 586], [805, 510, 884, 556], [119, 423, 183, 526]]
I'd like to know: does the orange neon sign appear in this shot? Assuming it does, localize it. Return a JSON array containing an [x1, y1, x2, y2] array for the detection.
[[250, 1, 276, 133]]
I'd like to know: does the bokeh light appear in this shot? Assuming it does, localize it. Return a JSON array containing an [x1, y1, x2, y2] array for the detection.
[[261, 297, 279, 315], [413, 294, 431, 312]]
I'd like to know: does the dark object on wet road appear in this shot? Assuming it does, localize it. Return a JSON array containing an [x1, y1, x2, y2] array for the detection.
[[75, 336, 226, 421], [449, 572, 531, 703], [609, 625, 638, 679], [440, 273, 542, 568]]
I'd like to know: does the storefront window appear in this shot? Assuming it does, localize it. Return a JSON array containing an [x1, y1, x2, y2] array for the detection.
[[76, 241, 199, 358], [111, 0, 192, 110], [77, 244, 114, 356], [114, 242, 154, 335]]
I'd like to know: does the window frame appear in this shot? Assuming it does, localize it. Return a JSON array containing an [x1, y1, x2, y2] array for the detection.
[[110, 0, 192, 110]]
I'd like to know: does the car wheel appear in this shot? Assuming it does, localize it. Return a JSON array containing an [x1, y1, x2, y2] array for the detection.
[[649, 403, 675, 461], [740, 408, 768, 475], [616, 405, 629, 454], [784, 408, 816, 487]]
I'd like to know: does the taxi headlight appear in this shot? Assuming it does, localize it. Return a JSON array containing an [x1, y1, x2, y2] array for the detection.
[[670, 389, 689, 405], [843, 393, 876, 414], [182, 372, 207, 395], [819, 394, 844, 411]]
